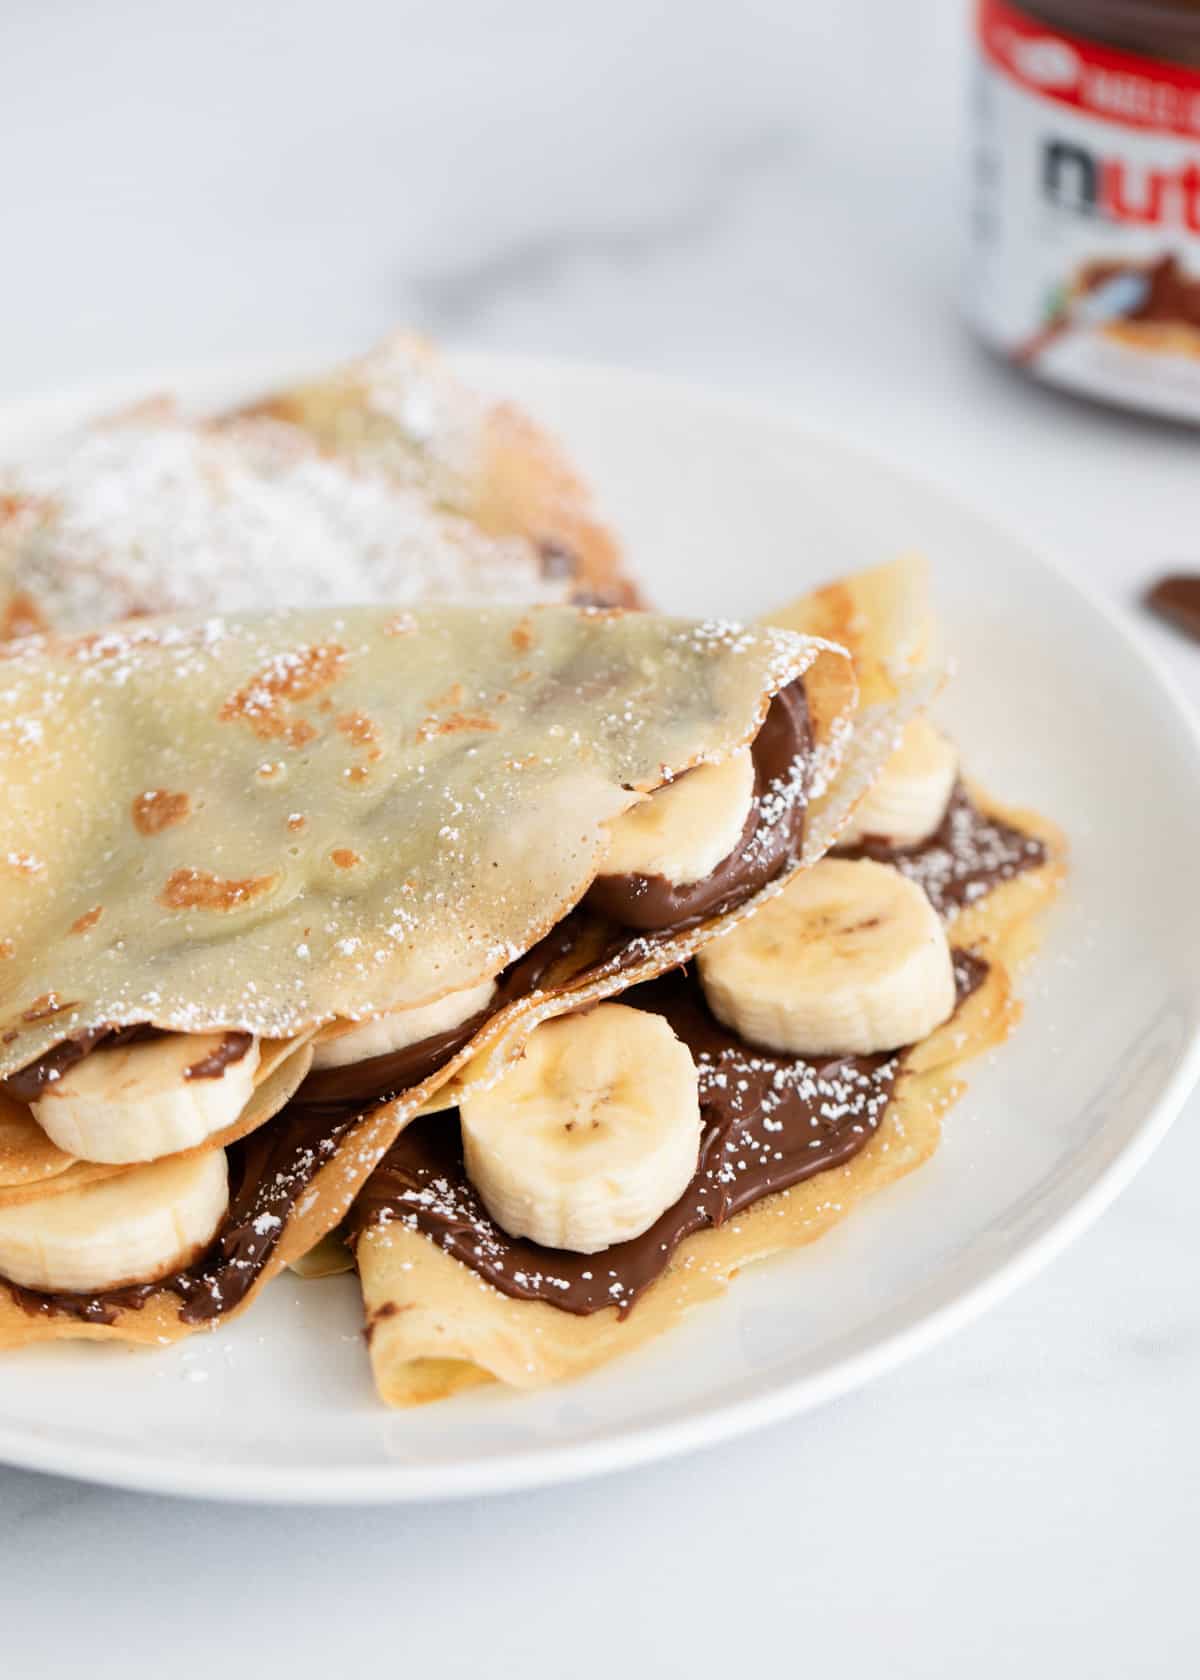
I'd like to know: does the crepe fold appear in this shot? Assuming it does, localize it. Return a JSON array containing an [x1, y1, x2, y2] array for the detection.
[[352, 557, 1065, 1406], [0, 602, 862, 1347]]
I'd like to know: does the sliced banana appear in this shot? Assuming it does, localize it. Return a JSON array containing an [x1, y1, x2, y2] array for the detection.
[[32, 1032, 261, 1165], [459, 1003, 701, 1254], [840, 716, 957, 848], [598, 748, 755, 885], [310, 977, 497, 1070], [0, 1148, 228, 1293], [697, 856, 956, 1057]]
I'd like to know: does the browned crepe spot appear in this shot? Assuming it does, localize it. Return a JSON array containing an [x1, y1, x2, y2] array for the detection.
[[131, 789, 191, 835], [330, 849, 360, 870], [336, 711, 378, 748], [69, 907, 103, 935], [415, 711, 500, 742], [160, 868, 278, 911], [218, 643, 346, 743], [0, 591, 47, 640]]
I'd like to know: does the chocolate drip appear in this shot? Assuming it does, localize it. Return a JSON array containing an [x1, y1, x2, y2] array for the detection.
[[184, 1031, 253, 1080], [838, 783, 1046, 918], [349, 952, 987, 1319], [585, 680, 811, 932]]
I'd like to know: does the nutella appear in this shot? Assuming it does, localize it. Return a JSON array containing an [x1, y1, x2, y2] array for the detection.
[[970, 0, 1200, 421]]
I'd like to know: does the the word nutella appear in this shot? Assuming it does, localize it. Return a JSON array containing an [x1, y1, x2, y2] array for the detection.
[[969, 0, 1200, 422]]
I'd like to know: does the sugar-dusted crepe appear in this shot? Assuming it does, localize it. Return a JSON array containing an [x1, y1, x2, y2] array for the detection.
[[0, 601, 884, 1347], [352, 558, 1065, 1405], [231, 333, 633, 608], [0, 338, 634, 639]]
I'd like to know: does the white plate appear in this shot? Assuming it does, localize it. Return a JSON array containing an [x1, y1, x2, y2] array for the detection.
[[0, 354, 1198, 1504]]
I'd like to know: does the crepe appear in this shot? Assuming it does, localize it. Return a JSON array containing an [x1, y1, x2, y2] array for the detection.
[[0, 338, 634, 638], [353, 558, 1065, 1405], [0, 601, 870, 1347], [232, 332, 634, 608]]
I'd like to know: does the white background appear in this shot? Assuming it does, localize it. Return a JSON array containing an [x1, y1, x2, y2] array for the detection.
[[2, 1, 1198, 1673]]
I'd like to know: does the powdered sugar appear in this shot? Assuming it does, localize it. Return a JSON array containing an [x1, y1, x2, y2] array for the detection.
[[0, 416, 569, 634]]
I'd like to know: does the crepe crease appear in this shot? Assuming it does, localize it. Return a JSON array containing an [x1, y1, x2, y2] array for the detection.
[[0, 603, 859, 1347]]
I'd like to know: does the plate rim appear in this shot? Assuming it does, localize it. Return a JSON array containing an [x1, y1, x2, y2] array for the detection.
[[1, 349, 1198, 1505]]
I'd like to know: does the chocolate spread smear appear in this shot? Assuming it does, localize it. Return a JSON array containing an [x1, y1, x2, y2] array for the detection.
[[1146, 574, 1200, 645], [348, 952, 988, 1319], [838, 783, 1046, 918], [3, 1024, 164, 1101]]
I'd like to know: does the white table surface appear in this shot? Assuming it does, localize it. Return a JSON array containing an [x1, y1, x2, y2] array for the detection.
[[2, 1, 1198, 1673]]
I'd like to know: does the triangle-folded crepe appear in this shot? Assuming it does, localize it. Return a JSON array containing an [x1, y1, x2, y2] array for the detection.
[[0, 602, 867, 1346]]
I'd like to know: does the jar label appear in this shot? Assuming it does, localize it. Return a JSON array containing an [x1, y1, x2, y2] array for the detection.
[[969, 0, 1200, 421]]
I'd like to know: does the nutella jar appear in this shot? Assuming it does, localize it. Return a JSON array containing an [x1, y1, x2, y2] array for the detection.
[[969, 0, 1200, 422]]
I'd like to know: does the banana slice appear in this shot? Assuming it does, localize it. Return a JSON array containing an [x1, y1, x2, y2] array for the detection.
[[840, 716, 958, 847], [598, 748, 755, 885], [697, 857, 956, 1056], [459, 1003, 701, 1254], [0, 1148, 228, 1293], [310, 977, 497, 1070], [32, 1032, 261, 1165]]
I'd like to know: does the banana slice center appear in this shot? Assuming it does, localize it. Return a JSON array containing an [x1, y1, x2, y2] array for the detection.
[[460, 1004, 701, 1253], [697, 857, 957, 1057]]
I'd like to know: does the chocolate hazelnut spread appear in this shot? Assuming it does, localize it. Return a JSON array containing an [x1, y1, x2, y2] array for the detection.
[[183, 1032, 254, 1080], [3, 1023, 163, 1100], [348, 952, 988, 1318], [585, 681, 810, 931], [838, 783, 1046, 918], [1145, 571, 1200, 640], [971, 0, 1200, 423]]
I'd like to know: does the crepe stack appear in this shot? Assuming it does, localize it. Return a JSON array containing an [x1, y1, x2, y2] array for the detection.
[[0, 599, 917, 1348], [352, 557, 1065, 1405]]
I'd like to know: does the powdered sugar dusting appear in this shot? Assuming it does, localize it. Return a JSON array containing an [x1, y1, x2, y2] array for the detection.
[[0, 417, 569, 634]]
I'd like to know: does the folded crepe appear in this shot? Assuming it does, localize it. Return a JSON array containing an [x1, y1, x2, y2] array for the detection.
[[0, 601, 877, 1347], [352, 557, 1065, 1405], [0, 337, 633, 639]]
